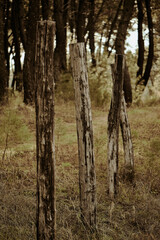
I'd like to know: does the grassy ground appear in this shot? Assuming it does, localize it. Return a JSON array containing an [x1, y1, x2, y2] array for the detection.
[[0, 93, 160, 240]]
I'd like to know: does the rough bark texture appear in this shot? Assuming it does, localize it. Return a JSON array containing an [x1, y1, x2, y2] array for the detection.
[[108, 55, 124, 199], [35, 21, 56, 240], [70, 43, 97, 230], [120, 94, 134, 181]]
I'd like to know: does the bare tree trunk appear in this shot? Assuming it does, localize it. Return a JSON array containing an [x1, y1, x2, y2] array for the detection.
[[76, 0, 87, 42], [120, 94, 134, 181], [18, 0, 27, 51], [4, 0, 10, 79], [23, 0, 40, 104], [142, 0, 154, 86], [108, 55, 124, 199], [41, 0, 53, 20], [88, 0, 96, 67], [11, 0, 22, 91], [35, 21, 56, 240], [70, 43, 97, 230], [137, 0, 144, 78], [0, 0, 7, 101], [110, 60, 134, 185]]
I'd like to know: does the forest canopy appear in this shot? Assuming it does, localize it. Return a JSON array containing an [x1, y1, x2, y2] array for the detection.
[[0, 0, 160, 104]]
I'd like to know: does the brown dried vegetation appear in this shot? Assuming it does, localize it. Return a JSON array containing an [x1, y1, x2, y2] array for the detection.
[[0, 94, 160, 239]]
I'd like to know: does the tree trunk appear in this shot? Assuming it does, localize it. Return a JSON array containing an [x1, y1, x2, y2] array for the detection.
[[35, 21, 56, 240], [123, 63, 132, 106], [4, 0, 10, 79], [54, 0, 67, 74], [11, 0, 22, 91], [0, 0, 7, 100], [41, 0, 53, 20], [108, 55, 124, 199], [23, 0, 40, 104], [70, 43, 97, 230], [115, 0, 135, 54], [105, 0, 123, 52], [137, 0, 144, 78], [120, 94, 134, 181], [88, 0, 96, 67], [115, 0, 134, 107], [18, 0, 27, 51], [142, 0, 154, 86], [76, 0, 86, 42]]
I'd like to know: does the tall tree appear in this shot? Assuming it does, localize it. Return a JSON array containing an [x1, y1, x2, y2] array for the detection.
[[18, 0, 27, 51], [105, 0, 123, 53], [35, 21, 56, 240], [115, 0, 135, 54], [54, 0, 67, 74], [137, 0, 144, 78], [0, 0, 8, 100], [136, 0, 154, 87], [11, 0, 22, 91], [23, 0, 40, 104], [88, 0, 96, 66], [108, 0, 135, 195], [115, 0, 135, 105], [141, 0, 154, 86], [41, 0, 53, 20], [76, 0, 87, 42], [4, 0, 10, 78]]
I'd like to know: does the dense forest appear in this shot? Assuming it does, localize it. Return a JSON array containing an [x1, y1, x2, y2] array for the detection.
[[0, 0, 160, 239]]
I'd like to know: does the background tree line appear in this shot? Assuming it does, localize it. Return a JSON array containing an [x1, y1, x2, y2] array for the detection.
[[0, 0, 159, 104]]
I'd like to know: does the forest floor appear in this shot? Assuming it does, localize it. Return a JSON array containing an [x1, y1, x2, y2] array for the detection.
[[0, 93, 160, 240]]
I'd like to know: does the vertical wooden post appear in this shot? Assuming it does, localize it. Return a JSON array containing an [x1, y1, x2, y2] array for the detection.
[[108, 55, 125, 198], [120, 93, 134, 181], [70, 43, 97, 230], [35, 21, 56, 240]]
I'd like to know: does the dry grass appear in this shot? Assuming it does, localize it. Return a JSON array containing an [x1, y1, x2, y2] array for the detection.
[[0, 93, 160, 239]]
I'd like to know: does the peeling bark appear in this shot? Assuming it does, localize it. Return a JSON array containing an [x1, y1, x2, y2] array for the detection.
[[35, 21, 56, 240], [70, 43, 96, 230]]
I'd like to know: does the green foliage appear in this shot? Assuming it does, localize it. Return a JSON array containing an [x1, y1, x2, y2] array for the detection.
[[55, 55, 113, 107], [88, 54, 113, 107]]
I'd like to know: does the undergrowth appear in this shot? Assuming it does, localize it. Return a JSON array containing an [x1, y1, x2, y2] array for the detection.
[[0, 93, 160, 239]]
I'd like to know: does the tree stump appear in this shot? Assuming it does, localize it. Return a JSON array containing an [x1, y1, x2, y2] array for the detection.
[[70, 43, 97, 230], [108, 55, 125, 198], [35, 21, 56, 240]]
